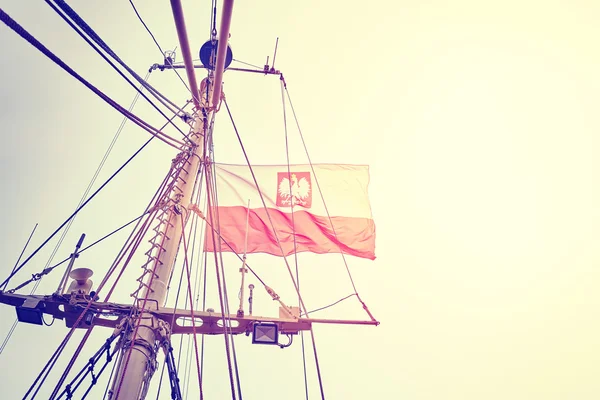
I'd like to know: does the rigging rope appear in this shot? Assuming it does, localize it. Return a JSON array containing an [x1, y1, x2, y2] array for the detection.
[[0, 73, 164, 362], [280, 79, 300, 295], [128, 0, 193, 95], [154, 357, 168, 400], [221, 81, 335, 400], [279, 81, 381, 400], [54, 333, 120, 399], [96, 166, 175, 298], [179, 212, 204, 399], [102, 346, 122, 400], [223, 96, 327, 398], [184, 109, 217, 400], [24, 296, 100, 399], [112, 201, 178, 399], [25, 199, 162, 398], [199, 245, 209, 395], [173, 184, 206, 400], [128, 0, 164, 54], [204, 164, 238, 400], [19, 118, 185, 398], [0, 135, 148, 289], [110, 148, 195, 398], [210, 0, 218, 38], [0, 9, 183, 150], [26, 337, 71, 399], [160, 171, 205, 400], [0, 98, 188, 292], [198, 108, 242, 399], [6, 202, 153, 295], [173, 258, 191, 399], [162, 340, 184, 400], [308, 329, 326, 400], [2, 223, 37, 291], [232, 58, 263, 70], [106, 115, 205, 396], [45, 0, 192, 142], [0, 223, 38, 356], [187, 210, 268, 288], [11, 71, 152, 292], [50, 328, 94, 399], [182, 332, 193, 400], [302, 294, 357, 316], [50, 0, 191, 120], [187, 172, 208, 400], [284, 86, 377, 323], [60, 156, 182, 399], [101, 170, 174, 301], [208, 155, 244, 400], [222, 97, 310, 316], [300, 331, 309, 399], [280, 78, 310, 400]]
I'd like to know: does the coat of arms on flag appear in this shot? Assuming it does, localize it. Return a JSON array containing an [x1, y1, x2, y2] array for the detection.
[[276, 172, 312, 208]]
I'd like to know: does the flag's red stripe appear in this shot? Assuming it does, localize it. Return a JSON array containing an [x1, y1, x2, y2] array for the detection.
[[204, 206, 376, 260]]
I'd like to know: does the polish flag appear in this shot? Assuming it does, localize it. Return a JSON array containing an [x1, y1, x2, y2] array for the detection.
[[204, 163, 376, 260]]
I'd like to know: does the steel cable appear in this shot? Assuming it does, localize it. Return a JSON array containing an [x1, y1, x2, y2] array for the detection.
[[280, 78, 310, 400], [51, 0, 190, 118], [0, 9, 182, 149], [128, 0, 192, 95], [284, 86, 378, 323]]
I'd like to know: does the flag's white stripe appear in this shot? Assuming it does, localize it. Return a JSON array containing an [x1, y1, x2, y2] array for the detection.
[[213, 163, 373, 219]]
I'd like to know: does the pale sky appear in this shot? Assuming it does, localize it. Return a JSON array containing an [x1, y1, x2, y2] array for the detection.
[[0, 1, 599, 399]]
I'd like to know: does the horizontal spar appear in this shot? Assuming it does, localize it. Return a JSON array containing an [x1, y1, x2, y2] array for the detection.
[[149, 63, 281, 75], [0, 292, 379, 336]]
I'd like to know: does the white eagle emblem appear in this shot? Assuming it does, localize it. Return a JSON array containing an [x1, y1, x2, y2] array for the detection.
[[277, 173, 311, 208]]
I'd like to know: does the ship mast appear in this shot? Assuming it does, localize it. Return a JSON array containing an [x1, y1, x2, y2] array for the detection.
[[0, 3, 380, 397], [107, 1, 234, 398]]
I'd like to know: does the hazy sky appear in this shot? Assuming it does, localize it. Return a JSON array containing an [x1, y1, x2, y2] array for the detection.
[[0, 1, 599, 399]]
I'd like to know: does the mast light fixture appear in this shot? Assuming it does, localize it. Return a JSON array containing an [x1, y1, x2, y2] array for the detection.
[[16, 298, 44, 325], [252, 322, 279, 345]]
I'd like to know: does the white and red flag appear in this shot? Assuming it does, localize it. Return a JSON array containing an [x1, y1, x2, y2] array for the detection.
[[204, 163, 376, 260]]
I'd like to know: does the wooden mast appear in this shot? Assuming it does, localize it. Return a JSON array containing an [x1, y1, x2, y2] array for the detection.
[[107, 1, 235, 398]]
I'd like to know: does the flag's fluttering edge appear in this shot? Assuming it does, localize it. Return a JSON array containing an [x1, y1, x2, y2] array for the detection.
[[204, 163, 376, 260]]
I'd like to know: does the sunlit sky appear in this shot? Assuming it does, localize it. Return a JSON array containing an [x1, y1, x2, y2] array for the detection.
[[0, 1, 599, 399]]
